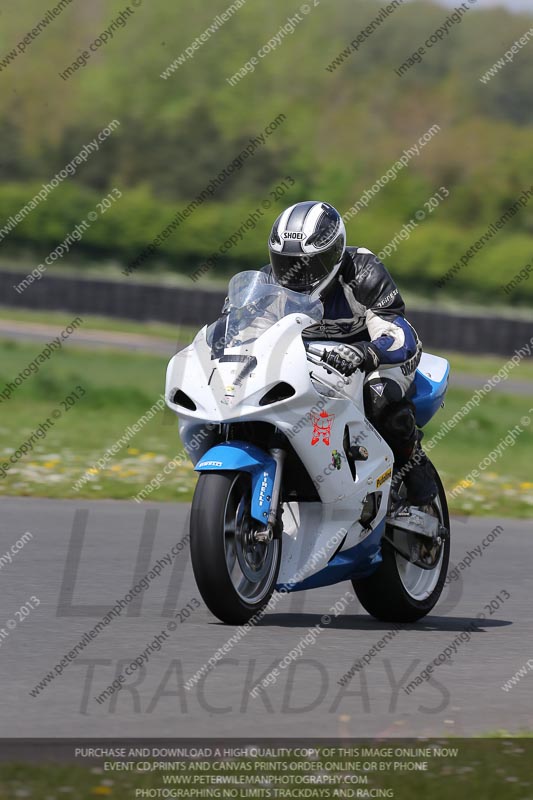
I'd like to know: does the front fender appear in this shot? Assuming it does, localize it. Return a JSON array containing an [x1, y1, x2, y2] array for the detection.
[[195, 441, 275, 525]]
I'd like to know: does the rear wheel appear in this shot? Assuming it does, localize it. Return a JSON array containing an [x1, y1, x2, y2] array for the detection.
[[352, 463, 450, 623], [190, 471, 281, 624]]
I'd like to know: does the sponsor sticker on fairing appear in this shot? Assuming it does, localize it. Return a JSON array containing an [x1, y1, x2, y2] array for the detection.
[[376, 467, 392, 488]]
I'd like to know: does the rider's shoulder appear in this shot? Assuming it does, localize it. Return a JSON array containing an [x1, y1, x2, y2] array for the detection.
[[345, 245, 378, 261], [342, 246, 382, 278]]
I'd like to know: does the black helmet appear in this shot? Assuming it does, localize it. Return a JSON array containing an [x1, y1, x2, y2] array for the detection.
[[268, 201, 346, 295]]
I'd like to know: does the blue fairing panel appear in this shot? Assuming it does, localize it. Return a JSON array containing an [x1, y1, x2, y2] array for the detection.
[[195, 441, 275, 525], [411, 362, 450, 427]]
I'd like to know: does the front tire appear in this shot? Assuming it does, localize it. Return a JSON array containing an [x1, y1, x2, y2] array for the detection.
[[190, 471, 281, 625], [352, 464, 450, 623]]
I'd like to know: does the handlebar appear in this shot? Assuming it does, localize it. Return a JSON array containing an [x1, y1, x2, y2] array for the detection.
[[306, 349, 352, 385]]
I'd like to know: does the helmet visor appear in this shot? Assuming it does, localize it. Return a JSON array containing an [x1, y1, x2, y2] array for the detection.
[[269, 251, 335, 293]]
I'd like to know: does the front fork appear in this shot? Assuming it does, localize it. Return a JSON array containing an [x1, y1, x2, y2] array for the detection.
[[254, 447, 286, 543]]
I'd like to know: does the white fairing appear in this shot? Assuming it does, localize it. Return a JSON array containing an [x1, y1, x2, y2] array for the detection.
[[165, 275, 394, 586], [418, 351, 449, 383]]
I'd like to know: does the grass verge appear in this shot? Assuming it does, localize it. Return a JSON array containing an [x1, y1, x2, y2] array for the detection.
[[0, 338, 532, 515]]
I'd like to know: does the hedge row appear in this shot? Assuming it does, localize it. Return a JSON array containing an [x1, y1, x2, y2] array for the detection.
[[0, 183, 531, 305]]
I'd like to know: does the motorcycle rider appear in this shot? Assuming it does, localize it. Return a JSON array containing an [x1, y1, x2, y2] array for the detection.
[[263, 200, 437, 506]]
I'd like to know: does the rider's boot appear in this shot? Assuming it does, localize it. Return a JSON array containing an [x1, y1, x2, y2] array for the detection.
[[394, 431, 438, 507], [380, 402, 438, 507]]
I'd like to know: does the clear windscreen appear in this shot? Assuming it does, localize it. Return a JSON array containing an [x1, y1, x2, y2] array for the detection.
[[207, 270, 324, 349]]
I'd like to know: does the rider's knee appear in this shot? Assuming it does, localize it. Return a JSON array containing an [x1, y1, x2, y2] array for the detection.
[[363, 376, 403, 422], [380, 401, 416, 443]]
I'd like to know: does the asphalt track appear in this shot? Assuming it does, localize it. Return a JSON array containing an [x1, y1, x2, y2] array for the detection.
[[1, 497, 531, 738]]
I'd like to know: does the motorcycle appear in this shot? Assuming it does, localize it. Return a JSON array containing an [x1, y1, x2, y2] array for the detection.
[[165, 270, 450, 624]]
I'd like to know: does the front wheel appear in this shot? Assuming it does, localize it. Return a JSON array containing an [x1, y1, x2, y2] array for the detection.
[[352, 463, 450, 623], [190, 471, 281, 625]]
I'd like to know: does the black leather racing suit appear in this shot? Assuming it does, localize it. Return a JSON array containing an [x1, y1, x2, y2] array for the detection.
[[264, 246, 423, 467]]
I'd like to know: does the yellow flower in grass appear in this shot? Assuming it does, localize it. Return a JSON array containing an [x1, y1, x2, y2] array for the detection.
[[140, 452, 157, 460], [110, 464, 124, 472], [127, 447, 139, 455], [43, 460, 60, 468], [87, 467, 99, 475], [520, 482, 533, 490], [91, 788, 112, 796], [452, 479, 473, 491]]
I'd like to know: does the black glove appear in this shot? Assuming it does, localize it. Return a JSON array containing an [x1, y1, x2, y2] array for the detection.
[[321, 342, 380, 376]]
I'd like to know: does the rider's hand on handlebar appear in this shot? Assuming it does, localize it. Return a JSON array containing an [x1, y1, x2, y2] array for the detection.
[[321, 342, 382, 376], [320, 344, 363, 376]]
